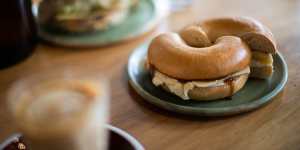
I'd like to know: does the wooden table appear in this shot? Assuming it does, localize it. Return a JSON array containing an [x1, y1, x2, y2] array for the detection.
[[1, 0, 300, 149]]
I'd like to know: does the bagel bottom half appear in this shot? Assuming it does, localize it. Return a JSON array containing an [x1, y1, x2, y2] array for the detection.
[[250, 51, 274, 79], [150, 67, 250, 101]]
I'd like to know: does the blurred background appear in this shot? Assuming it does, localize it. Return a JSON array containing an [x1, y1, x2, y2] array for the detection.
[[0, 0, 300, 150]]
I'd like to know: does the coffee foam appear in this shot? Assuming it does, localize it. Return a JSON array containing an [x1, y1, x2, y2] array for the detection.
[[13, 79, 102, 138]]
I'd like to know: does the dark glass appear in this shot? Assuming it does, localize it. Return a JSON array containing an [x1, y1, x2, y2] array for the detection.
[[0, 0, 37, 69]]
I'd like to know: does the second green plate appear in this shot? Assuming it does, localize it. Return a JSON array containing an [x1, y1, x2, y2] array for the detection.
[[38, 0, 167, 47]]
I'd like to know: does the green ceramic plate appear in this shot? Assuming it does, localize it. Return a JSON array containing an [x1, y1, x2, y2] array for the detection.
[[38, 0, 168, 47], [128, 44, 288, 116]]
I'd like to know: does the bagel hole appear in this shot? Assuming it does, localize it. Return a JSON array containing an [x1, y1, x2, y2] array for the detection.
[[181, 36, 211, 48]]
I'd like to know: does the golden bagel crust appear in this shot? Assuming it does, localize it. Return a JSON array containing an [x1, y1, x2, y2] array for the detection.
[[148, 34, 251, 80], [182, 17, 277, 53]]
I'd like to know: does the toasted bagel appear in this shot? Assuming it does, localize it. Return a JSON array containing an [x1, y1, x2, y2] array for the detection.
[[148, 33, 251, 80], [147, 16, 277, 100]]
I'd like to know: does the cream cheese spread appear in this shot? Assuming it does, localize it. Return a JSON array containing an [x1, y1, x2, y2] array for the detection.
[[152, 67, 250, 100]]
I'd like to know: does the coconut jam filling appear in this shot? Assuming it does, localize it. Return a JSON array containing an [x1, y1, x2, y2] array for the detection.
[[152, 67, 250, 100], [250, 51, 273, 67]]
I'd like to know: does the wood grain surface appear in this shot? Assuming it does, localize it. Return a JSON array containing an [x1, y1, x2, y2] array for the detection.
[[1, 0, 300, 150]]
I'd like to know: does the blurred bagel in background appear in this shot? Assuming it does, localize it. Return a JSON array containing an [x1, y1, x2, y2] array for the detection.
[[38, 0, 139, 33]]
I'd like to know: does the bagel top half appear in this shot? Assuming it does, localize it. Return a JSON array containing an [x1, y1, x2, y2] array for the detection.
[[148, 16, 277, 80], [206, 17, 275, 53], [148, 34, 251, 80]]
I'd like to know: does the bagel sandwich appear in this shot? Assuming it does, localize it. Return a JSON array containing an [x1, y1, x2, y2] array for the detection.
[[39, 0, 138, 33], [147, 17, 277, 101], [147, 34, 252, 101]]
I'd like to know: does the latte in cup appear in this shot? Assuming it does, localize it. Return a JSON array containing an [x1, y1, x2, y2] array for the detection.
[[8, 76, 109, 150]]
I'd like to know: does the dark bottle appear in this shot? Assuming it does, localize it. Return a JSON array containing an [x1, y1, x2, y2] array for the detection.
[[0, 0, 37, 69]]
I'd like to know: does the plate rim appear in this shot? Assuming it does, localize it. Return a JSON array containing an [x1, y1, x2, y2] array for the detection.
[[127, 45, 288, 116], [107, 125, 145, 150], [0, 125, 145, 150]]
